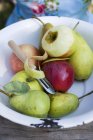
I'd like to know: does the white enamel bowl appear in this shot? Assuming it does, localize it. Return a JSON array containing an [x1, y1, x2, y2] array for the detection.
[[0, 16, 93, 128]]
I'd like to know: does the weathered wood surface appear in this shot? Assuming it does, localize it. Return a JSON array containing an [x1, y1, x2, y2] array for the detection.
[[0, 116, 93, 140]]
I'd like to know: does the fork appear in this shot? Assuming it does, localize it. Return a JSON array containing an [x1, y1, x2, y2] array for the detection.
[[38, 78, 55, 94], [8, 40, 56, 94]]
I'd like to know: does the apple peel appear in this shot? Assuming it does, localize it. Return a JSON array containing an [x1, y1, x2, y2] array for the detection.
[[30, 51, 48, 61], [42, 58, 70, 65], [24, 58, 45, 79]]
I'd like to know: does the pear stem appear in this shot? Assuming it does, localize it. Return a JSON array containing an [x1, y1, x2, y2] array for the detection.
[[73, 21, 79, 30], [79, 90, 93, 100], [0, 89, 11, 97], [32, 16, 45, 26]]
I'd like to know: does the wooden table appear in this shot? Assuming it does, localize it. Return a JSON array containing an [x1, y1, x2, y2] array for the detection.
[[0, 116, 93, 140]]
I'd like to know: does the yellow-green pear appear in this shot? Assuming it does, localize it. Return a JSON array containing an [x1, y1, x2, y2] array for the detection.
[[10, 90, 50, 118], [69, 33, 93, 80], [43, 23, 53, 35], [32, 17, 53, 54], [11, 71, 43, 91], [49, 93, 79, 118], [3, 81, 50, 118], [40, 23, 54, 54]]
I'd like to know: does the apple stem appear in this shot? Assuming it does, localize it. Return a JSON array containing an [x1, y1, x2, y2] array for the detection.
[[0, 89, 11, 97], [73, 21, 79, 30], [32, 16, 45, 26], [79, 90, 93, 100]]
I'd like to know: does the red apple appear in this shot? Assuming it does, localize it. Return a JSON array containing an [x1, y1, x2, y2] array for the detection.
[[10, 53, 24, 73], [42, 60, 74, 92], [10, 44, 40, 73]]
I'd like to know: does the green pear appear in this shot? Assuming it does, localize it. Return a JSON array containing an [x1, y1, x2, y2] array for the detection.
[[11, 71, 43, 91], [32, 16, 53, 35], [43, 23, 54, 35], [49, 93, 79, 118], [10, 90, 50, 118], [39, 23, 54, 54], [69, 32, 93, 80], [3, 81, 50, 118], [32, 16, 54, 54]]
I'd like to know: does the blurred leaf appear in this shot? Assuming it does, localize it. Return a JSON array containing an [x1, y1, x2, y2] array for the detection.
[[83, 0, 91, 3]]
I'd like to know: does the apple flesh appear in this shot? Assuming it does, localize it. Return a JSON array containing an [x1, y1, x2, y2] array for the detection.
[[42, 60, 74, 92], [42, 25, 76, 57]]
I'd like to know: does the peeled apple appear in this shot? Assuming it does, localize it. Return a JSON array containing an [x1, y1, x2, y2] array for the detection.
[[42, 25, 77, 57]]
